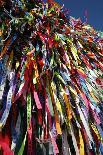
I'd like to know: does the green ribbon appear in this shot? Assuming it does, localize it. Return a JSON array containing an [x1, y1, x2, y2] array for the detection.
[[18, 132, 27, 155], [17, 93, 31, 155], [27, 93, 31, 128]]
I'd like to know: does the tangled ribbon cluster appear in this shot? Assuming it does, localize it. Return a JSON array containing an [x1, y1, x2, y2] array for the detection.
[[0, 0, 103, 154]]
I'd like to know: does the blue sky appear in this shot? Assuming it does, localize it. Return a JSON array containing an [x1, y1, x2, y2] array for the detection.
[[45, 0, 103, 31]]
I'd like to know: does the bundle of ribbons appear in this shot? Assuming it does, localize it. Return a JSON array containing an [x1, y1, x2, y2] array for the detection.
[[0, 0, 103, 154]]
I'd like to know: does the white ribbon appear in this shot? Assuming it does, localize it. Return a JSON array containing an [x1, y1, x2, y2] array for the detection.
[[0, 71, 15, 129]]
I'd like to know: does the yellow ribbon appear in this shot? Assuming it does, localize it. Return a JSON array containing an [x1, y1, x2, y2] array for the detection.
[[79, 130, 84, 155]]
